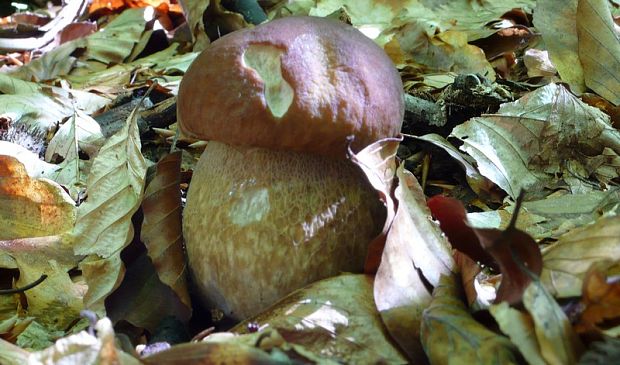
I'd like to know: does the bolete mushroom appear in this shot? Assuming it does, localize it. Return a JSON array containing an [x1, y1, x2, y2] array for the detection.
[[178, 16, 404, 320]]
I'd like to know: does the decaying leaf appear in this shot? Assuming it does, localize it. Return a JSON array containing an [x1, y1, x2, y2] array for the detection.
[[522, 280, 584, 365], [541, 215, 620, 298], [451, 83, 620, 198], [0, 236, 84, 337], [374, 164, 453, 362], [141, 151, 190, 309], [421, 274, 520, 365], [70, 97, 148, 314], [576, 0, 620, 106], [233, 274, 406, 364]]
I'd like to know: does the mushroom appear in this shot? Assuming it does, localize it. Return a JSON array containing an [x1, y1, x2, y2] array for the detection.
[[178, 16, 404, 320]]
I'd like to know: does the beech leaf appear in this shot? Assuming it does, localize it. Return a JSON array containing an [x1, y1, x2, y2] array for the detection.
[[420, 274, 519, 365], [541, 215, 620, 298], [70, 96, 147, 314], [0, 155, 75, 239], [522, 281, 584, 365], [141, 151, 190, 309], [451, 83, 620, 198], [489, 302, 547, 365], [349, 138, 400, 273], [577, 0, 620, 105], [374, 164, 453, 361], [534, 0, 586, 93], [232, 274, 407, 364]]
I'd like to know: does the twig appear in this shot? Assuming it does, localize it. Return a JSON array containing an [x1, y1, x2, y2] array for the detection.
[[0, 274, 48, 295]]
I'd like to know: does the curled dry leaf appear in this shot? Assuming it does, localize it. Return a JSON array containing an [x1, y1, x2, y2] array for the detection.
[[426, 194, 496, 269], [374, 164, 453, 362], [0, 155, 75, 239], [474, 216, 543, 305], [232, 274, 407, 364], [349, 138, 400, 273], [420, 274, 520, 365], [541, 215, 620, 298], [575, 264, 620, 335], [141, 151, 191, 309]]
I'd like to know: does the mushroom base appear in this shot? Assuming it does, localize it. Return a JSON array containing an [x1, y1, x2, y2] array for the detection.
[[184, 141, 386, 320]]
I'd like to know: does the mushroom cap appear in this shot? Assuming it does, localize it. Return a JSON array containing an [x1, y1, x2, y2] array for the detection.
[[177, 16, 404, 158]]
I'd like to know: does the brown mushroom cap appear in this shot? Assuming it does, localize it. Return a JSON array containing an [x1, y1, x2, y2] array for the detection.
[[177, 16, 404, 157]]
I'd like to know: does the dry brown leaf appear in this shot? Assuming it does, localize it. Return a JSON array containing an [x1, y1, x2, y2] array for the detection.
[[0, 155, 75, 240], [577, 0, 620, 105], [420, 274, 520, 365], [374, 164, 453, 362], [141, 151, 190, 309], [233, 274, 407, 364], [349, 138, 400, 274], [575, 265, 620, 334], [541, 215, 620, 298]]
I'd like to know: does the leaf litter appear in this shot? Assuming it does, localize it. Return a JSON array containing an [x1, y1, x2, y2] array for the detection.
[[0, 0, 619, 364]]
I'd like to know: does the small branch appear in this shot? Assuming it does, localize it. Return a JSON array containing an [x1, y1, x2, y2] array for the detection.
[[0, 274, 48, 295]]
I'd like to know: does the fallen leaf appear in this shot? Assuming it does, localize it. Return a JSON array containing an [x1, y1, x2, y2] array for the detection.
[[141, 151, 190, 309], [374, 164, 454, 362], [534, 0, 586, 93], [420, 274, 520, 365], [0, 236, 84, 333], [451, 83, 620, 198], [577, 0, 620, 105], [467, 189, 620, 240], [143, 332, 337, 365], [426, 194, 496, 269], [70, 96, 148, 314], [349, 138, 400, 273], [489, 301, 546, 365], [0, 155, 75, 239], [541, 215, 620, 298], [0, 142, 59, 178], [473, 197, 543, 304], [522, 280, 584, 365], [575, 265, 620, 333], [0, 317, 141, 365], [232, 274, 407, 364]]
